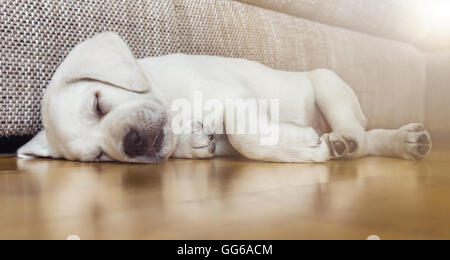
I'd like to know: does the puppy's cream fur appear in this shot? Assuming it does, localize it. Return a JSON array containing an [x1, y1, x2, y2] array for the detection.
[[18, 33, 432, 163]]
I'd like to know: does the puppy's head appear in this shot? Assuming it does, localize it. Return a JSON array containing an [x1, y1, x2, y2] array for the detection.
[[18, 32, 175, 163]]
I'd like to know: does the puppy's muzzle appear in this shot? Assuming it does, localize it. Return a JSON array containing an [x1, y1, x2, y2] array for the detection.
[[123, 128, 164, 159]]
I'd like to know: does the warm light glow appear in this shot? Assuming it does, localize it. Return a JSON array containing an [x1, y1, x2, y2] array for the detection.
[[420, 0, 450, 33]]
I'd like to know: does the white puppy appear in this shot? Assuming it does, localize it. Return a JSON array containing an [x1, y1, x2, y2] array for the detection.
[[18, 33, 432, 163]]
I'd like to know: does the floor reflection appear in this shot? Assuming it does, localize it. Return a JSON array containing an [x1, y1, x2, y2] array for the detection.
[[1, 151, 445, 239]]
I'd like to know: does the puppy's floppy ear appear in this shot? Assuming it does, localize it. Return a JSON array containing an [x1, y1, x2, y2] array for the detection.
[[17, 130, 59, 159], [51, 32, 150, 93]]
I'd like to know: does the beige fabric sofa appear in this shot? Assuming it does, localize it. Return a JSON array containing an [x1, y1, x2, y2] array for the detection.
[[1, 0, 448, 152]]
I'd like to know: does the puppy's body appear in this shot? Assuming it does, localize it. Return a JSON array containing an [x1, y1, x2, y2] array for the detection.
[[139, 54, 318, 130], [138, 54, 328, 157], [18, 33, 432, 163]]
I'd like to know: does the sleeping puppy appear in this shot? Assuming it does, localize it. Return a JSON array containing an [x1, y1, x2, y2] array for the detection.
[[18, 33, 432, 163]]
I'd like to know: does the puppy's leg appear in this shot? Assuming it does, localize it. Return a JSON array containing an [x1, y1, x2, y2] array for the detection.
[[367, 123, 432, 160], [309, 69, 432, 161], [309, 69, 368, 159], [227, 124, 330, 163]]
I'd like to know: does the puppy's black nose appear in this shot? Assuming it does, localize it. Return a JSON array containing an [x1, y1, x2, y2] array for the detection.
[[123, 129, 147, 158]]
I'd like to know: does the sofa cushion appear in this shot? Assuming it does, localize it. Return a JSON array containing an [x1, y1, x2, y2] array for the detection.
[[235, 0, 450, 50], [426, 50, 450, 139], [235, 0, 422, 45]]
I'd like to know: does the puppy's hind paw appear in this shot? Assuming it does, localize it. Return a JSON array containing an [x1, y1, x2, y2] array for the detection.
[[397, 123, 432, 160], [323, 132, 358, 160]]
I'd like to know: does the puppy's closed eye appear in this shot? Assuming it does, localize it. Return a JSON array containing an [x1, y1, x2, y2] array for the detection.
[[94, 92, 106, 118]]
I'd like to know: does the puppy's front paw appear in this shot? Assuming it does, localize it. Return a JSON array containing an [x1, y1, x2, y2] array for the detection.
[[190, 123, 216, 158], [172, 121, 216, 159], [397, 123, 432, 160]]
